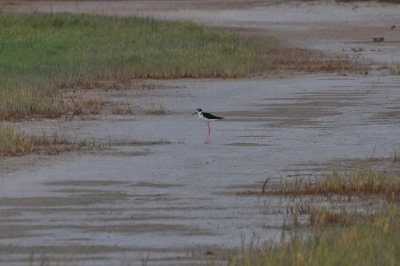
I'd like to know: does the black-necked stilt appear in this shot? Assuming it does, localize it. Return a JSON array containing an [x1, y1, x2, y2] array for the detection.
[[192, 109, 223, 144]]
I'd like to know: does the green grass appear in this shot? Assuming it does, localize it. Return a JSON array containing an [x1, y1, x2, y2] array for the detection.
[[0, 12, 361, 121], [1, 12, 284, 155], [0, 12, 363, 155], [0, 12, 282, 120], [229, 169, 400, 266], [0, 13, 270, 80], [228, 205, 400, 266]]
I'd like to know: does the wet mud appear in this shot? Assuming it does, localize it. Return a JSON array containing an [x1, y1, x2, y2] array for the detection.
[[1, 1, 400, 265]]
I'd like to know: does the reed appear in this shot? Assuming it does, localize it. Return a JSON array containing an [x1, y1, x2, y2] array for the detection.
[[262, 170, 400, 200], [227, 205, 400, 266]]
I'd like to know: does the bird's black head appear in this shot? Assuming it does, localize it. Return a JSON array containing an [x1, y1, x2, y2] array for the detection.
[[192, 108, 202, 116]]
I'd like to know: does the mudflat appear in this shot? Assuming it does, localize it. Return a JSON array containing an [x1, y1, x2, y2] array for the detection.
[[1, 1, 400, 265]]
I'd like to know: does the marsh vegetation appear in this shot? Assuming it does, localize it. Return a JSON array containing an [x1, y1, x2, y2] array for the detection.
[[227, 205, 400, 266], [0, 12, 358, 156], [229, 169, 400, 266], [0, 12, 366, 156], [1, 12, 321, 121], [256, 170, 400, 200]]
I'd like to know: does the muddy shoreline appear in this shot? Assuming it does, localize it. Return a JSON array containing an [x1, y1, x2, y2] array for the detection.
[[1, 1, 400, 265]]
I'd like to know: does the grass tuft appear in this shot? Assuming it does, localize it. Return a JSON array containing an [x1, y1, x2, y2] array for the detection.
[[143, 104, 167, 115], [0, 126, 173, 157], [0, 127, 35, 156], [394, 65, 400, 75], [309, 207, 353, 227], [256, 170, 400, 200], [227, 204, 400, 266], [0, 127, 96, 157]]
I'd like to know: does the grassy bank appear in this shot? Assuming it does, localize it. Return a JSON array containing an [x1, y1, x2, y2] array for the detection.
[[229, 170, 400, 266], [242, 170, 400, 201], [228, 204, 400, 266], [0, 12, 282, 154], [0, 12, 363, 156], [0, 12, 361, 121], [0, 12, 272, 120], [274, 170, 400, 200]]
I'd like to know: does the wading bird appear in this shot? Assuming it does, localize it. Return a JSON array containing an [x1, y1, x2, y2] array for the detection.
[[192, 109, 223, 144]]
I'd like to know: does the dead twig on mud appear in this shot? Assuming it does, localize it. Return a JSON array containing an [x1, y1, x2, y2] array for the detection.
[[262, 177, 271, 193]]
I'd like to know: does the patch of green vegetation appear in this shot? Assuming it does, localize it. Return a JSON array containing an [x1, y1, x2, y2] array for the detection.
[[0, 12, 361, 121], [0, 12, 364, 155], [227, 204, 400, 266], [229, 169, 400, 266], [0, 12, 280, 120]]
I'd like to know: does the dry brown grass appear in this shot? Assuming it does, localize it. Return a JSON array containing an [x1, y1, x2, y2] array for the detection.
[[308, 207, 354, 227], [111, 105, 134, 115], [110, 139, 171, 146], [241, 170, 400, 201], [226, 205, 400, 266], [259, 48, 367, 75], [0, 127, 35, 156], [57, 79, 135, 92], [71, 99, 104, 116], [0, 128, 94, 157], [143, 104, 167, 115], [259, 198, 376, 228], [33, 137, 93, 155], [394, 65, 400, 75], [224, 28, 369, 76], [0, 126, 173, 157]]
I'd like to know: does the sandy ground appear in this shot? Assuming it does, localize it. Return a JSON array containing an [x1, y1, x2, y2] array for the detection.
[[1, 1, 400, 265]]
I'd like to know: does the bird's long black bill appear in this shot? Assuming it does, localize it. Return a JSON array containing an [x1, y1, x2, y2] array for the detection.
[[192, 112, 197, 115]]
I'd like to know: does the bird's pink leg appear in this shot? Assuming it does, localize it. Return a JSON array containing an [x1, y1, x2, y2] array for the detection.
[[205, 122, 211, 144], [207, 122, 211, 144]]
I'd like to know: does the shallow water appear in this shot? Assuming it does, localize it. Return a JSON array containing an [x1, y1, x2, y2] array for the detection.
[[2, 74, 400, 265], [1, 1, 400, 265]]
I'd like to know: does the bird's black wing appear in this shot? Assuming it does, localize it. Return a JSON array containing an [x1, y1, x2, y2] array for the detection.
[[203, 112, 223, 120]]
